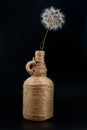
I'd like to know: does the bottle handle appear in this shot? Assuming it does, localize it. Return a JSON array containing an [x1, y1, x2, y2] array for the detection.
[[25, 58, 36, 75]]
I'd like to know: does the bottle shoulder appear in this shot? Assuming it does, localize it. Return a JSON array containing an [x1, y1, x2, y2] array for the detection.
[[23, 76, 54, 86]]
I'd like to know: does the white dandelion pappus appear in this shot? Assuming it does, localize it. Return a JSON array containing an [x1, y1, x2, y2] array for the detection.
[[41, 6, 65, 30]]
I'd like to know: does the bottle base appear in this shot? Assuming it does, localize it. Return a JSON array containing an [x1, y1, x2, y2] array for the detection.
[[23, 114, 53, 121]]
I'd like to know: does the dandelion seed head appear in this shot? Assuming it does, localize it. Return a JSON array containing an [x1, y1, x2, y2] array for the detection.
[[41, 6, 65, 30]]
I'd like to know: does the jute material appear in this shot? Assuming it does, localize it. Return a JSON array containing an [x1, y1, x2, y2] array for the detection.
[[23, 51, 54, 121]]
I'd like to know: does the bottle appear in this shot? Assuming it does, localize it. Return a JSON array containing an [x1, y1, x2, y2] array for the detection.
[[23, 50, 54, 121]]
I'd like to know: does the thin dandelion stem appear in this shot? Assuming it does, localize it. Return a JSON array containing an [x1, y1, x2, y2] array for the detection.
[[40, 32, 45, 50], [40, 41, 43, 50], [41, 28, 49, 50]]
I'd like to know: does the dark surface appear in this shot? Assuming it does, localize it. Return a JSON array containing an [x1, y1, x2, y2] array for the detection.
[[0, 0, 87, 129]]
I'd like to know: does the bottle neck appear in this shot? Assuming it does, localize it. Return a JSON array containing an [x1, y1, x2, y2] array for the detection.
[[35, 51, 45, 63], [32, 51, 47, 76], [32, 62, 47, 76]]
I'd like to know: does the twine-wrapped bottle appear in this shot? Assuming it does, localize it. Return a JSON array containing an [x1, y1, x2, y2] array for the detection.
[[23, 51, 54, 121]]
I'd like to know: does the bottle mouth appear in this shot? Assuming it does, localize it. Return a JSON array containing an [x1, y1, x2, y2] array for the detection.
[[35, 50, 45, 54]]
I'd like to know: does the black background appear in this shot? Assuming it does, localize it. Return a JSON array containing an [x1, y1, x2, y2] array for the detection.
[[0, 0, 87, 129]]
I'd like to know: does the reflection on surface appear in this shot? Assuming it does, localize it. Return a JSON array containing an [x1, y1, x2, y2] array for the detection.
[[21, 119, 87, 130], [21, 120, 55, 130]]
